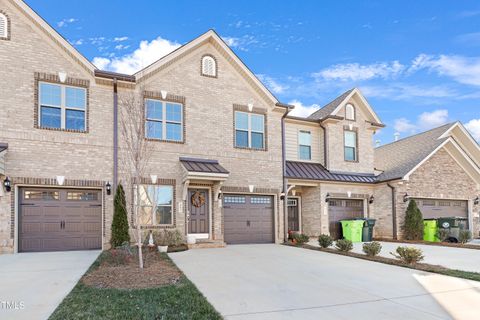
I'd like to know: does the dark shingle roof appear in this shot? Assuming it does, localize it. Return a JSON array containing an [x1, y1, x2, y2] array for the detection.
[[308, 89, 354, 120], [375, 123, 455, 182], [180, 157, 229, 174], [286, 161, 377, 183]]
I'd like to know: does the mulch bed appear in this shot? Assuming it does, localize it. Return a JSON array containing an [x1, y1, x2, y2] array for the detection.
[[373, 238, 480, 250], [285, 242, 480, 282], [82, 250, 182, 289]]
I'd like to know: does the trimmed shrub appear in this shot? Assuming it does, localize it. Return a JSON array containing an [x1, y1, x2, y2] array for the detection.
[[153, 229, 186, 246], [403, 199, 424, 240], [391, 246, 424, 264], [459, 230, 472, 244], [110, 183, 130, 247], [362, 241, 382, 257], [318, 234, 333, 248], [437, 228, 450, 242], [335, 239, 353, 252], [292, 233, 309, 245]]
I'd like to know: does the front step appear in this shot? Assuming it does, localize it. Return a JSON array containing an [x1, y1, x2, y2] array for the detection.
[[188, 239, 226, 249]]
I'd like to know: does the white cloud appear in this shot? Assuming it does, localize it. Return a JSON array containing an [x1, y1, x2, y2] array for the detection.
[[114, 44, 130, 50], [394, 118, 417, 133], [70, 39, 84, 46], [313, 61, 405, 82], [418, 109, 449, 129], [410, 54, 480, 87], [222, 36, 240, 47], [288, 100, 319, 118], [57, 18, 77, 28], [221, 35, 259, 51], [393, 109, 449, 134], [465, 119, 480, 141], [113, 36, 129, 42], [256, 74, 288, 94], [92, 36, 181, 74], [360, 84, 457, 101]]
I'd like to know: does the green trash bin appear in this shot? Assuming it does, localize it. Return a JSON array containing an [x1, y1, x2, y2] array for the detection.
[[361, 219, 376, 242], [341, 220, 364, 242], [423, 219, 439, 242]]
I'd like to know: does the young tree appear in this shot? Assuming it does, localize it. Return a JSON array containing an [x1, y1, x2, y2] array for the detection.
[[118, 86, 154, 269], [403, 199, 424, 240], [110, 183, 130, 247]]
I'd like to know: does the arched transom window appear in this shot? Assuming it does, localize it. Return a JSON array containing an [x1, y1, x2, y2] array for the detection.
[[0, 13, 8, 39], [345, 103, 355, 120], [201, 55, 217, 77]]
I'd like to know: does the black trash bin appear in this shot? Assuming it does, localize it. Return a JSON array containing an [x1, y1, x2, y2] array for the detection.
[[362, 219, 376, 242]]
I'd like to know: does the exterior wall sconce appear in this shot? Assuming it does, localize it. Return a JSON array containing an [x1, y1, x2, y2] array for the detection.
[[58, 71, 67, 83], [56, 175, 65, 186], [474, 196, 479, 205], [403, 193, 409, 203], [325, 193, 330, 203], [150, 174, 158, 184], [369, 195, 374, 204], [280, 192, 285, 200], [3, 177, 11, 192], [106, 182, 112, 195], [160, 90, 167, 100], [248, 185, 255, 193], [247, 103, 253, 112], [218, 190, 222, 200]]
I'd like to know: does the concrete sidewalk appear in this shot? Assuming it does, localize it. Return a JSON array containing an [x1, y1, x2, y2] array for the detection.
[[0, 250, 100, 320], [170, 244, 480, 320]]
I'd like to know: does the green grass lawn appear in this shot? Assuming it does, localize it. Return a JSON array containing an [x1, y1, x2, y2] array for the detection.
[[49, 254, 222, 320]]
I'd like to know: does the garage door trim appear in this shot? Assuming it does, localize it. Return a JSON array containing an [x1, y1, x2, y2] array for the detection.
[[15, 185, 104, 253]]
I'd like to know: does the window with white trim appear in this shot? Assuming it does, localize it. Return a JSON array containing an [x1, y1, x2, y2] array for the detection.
[[201, 55, 216, 77], [0, 13, 7, 39], [135, 185, 173, 225], [145, 99, 183, 142], [235, 111, 265, 149], [344, 130, 357, 161], [38, 82, 86, 131], [345, 103, 355, 120], [298, 130, 311, 160]]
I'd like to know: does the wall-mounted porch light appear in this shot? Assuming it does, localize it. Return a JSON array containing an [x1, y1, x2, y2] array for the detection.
[[3, 177, 11, 192], [218, 190, 222, 200], [474, 196, 479, 205], [106, 182, 112, 195], [369, 195, 374, 204], [280, 192, 285, 200], [325, 193, 330, 203], [403, 193, 409, 203]]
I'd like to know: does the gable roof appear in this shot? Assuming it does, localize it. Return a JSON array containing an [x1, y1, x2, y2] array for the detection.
[[308, 88, 382, 124], [9, 0, 96, 74], [308, 89, 354, 120], [374, 123, 455, 182], [134, 29, 280, 106]]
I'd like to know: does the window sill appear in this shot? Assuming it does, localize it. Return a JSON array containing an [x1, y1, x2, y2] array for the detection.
[[234, 146, 267, 152], [344, 160, 359, 163], [36, 125, 87, 134], [145, 137, 185, 144], [138, 224, 176, 229]]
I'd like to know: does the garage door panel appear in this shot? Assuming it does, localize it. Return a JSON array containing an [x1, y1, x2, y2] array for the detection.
[[414, 198, 468, 221], [19, 188, 102, 252], [328, 199, 364, 240], [224, 195, 274, 244]]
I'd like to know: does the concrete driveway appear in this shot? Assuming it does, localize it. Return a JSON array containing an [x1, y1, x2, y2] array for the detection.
[[0, 250, 100, 320], [170, 244, 480, 320]]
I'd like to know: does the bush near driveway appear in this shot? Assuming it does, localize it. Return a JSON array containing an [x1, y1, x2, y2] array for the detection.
[[318, 234, 333, 248], [362, 242, 382, 257], [391, 246, 424, 265], [403, 199, 424, 240], [110, 184, 130, 248], [335, 239, 353, 252]]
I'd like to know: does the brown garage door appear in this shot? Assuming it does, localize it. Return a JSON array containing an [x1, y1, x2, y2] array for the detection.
[[414, 199, 468, 221], [328, 199, 364, 239], [19, 188, 102, 252], [223, 194, 274, 244]]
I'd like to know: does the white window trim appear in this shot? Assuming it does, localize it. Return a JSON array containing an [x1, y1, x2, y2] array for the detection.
[[38, 81, 87, 130], [135, 184, 174, 226], [201, 56, 216, 77], [234, 111, 265, 149], [0, 13, 7, 39], [145, 98, 183, 142], [345, 103, 355, 120], [298, 130, 312, 160], [344, 130, 357, 161]]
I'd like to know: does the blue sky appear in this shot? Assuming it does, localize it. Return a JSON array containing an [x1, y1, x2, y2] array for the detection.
[[27, 0, 480, 144]]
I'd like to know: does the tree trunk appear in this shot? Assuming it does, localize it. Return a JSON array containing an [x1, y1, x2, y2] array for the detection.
[[135, 183, 144, 269]]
